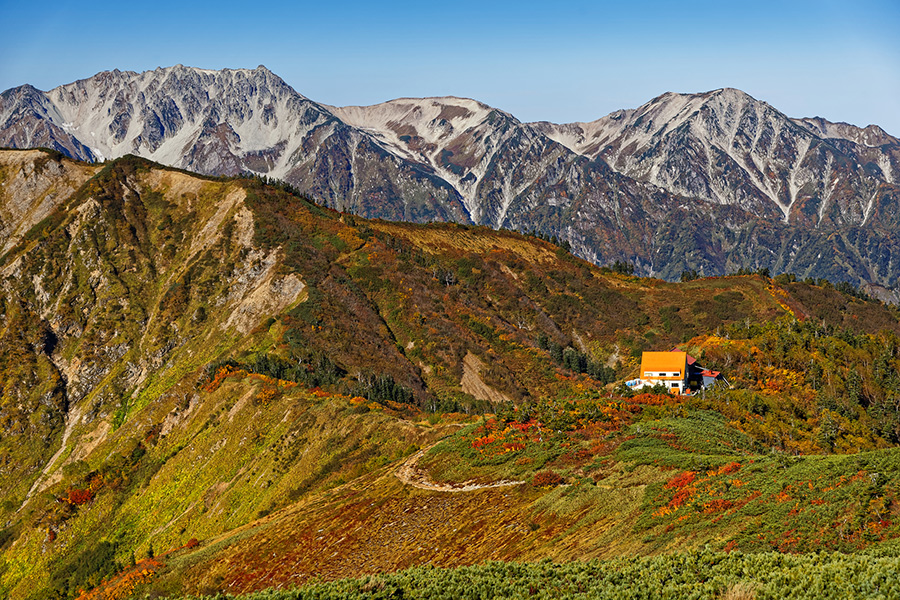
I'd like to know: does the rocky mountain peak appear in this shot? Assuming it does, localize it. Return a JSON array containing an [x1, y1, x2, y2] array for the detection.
[[331, 95, 571, 226], [535, 86, 898, 229]]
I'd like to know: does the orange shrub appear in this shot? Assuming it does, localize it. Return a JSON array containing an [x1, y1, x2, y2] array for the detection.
[[702, 499, 734, 513], [471, 436, 496, 449], [202, 365, 246, 392], [628, 393, 670, 406], [255, 384, 279, 406]]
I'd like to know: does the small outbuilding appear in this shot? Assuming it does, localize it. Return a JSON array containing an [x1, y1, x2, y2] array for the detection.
[[700, 369, 728, 388]]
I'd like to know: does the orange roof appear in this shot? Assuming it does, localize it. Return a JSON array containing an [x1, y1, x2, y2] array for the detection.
[[641, 351, 688, 374]]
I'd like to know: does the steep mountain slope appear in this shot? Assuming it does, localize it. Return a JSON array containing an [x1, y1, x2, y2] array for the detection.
[[329, 96, 723, 270], [327, 93, 900, 291], [528, 89, 900, 288], [0, 149, 98, 254], [2, 150, 900, 599], [533, 88, 900, 228], [0, 87, 97, 162], [331, 97, 588, 228]]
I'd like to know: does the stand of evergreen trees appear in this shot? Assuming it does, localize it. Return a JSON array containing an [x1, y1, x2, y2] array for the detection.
[[536, 333, 616, 383], [204, 351, 345, 391], [352, 373, 416, 406], [160, 548, 900, 600]]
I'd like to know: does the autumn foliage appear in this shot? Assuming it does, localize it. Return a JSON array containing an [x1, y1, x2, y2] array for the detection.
[[65, 487, 94, 506], [74, 558, 161, 600], [665, 471, 697, 490], [532, 471, 564, 488]]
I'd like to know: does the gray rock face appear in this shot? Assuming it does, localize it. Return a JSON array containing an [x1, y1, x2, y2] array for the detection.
[[2, 68, 899, 291], [0, 85, 97, 161]]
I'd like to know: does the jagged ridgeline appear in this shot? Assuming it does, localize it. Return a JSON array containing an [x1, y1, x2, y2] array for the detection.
[[1, 149, 900, 599]]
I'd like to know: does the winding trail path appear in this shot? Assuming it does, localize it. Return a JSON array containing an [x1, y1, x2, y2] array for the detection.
[[394, 447, 525, 492]]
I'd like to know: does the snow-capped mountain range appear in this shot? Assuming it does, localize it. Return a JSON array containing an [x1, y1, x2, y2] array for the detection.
[[2, 65, 899, 293], [0, 66, 470, 222]]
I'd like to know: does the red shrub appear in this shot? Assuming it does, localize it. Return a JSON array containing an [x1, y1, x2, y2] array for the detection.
[[532, 471, 564, 488], [66, 487, 93, 505], [669, 487, 694, 509], [665, 471, 697, 489]]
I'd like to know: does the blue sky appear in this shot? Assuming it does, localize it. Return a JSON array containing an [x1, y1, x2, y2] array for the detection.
[[2, 0, 898, 134]]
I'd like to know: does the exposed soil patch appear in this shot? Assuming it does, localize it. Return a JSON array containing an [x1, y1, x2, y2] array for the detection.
[[460, 351, 511, 405]]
